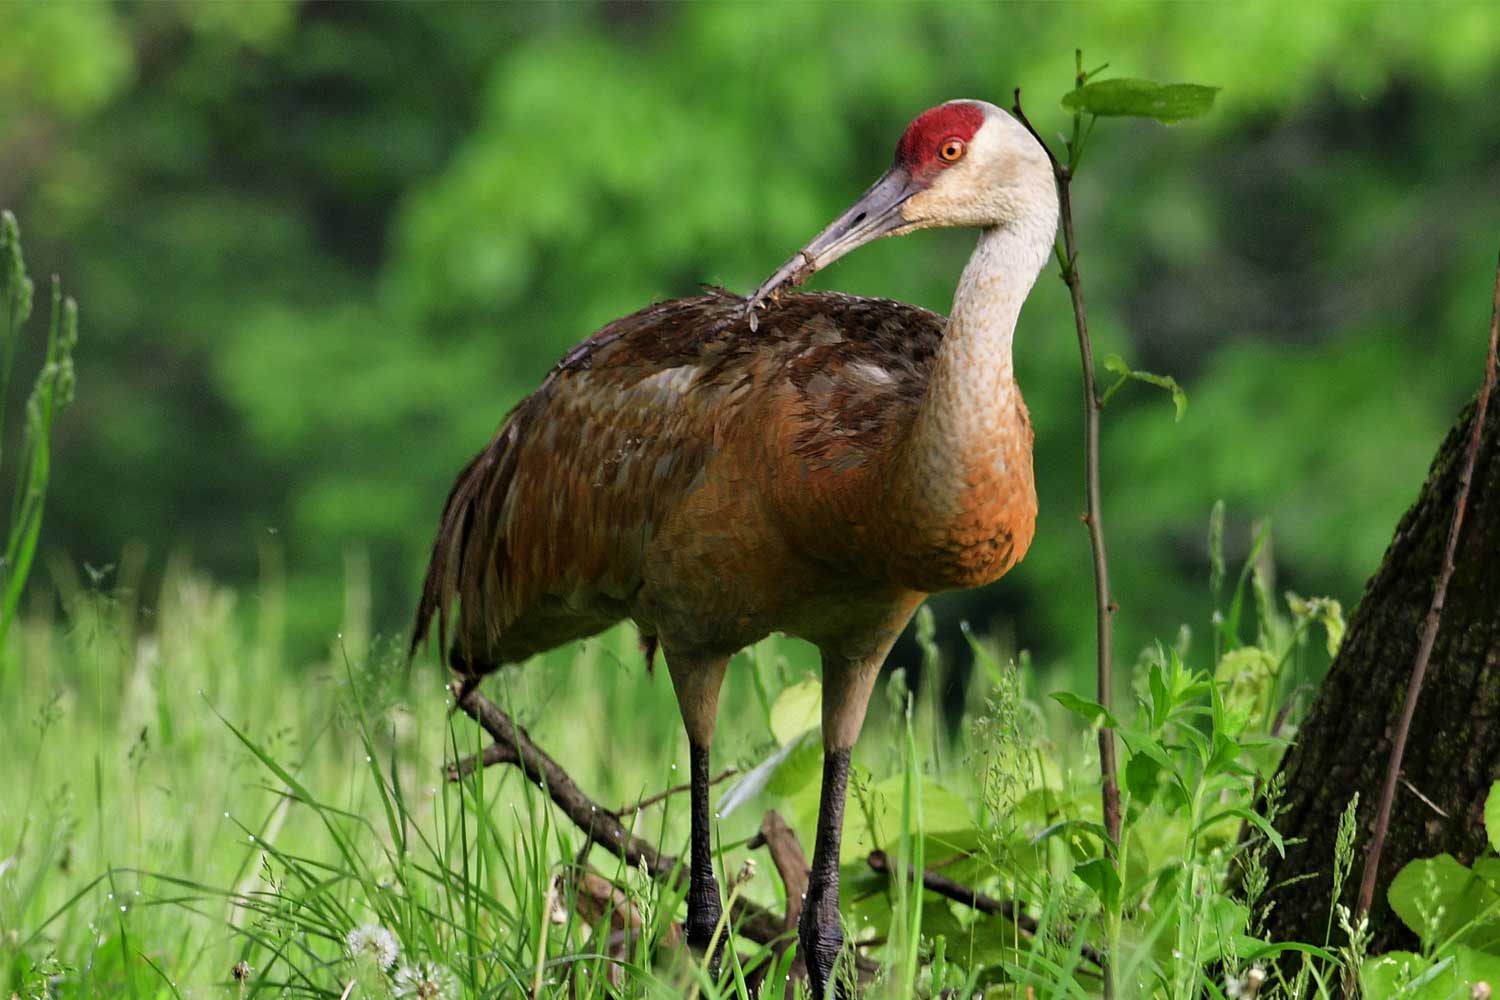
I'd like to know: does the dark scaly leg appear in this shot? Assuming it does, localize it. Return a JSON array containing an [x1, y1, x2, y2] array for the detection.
[[664, 652, 730, 957], [686, 740, 722, 951], [801, 746, 852, 998], [804, 604, 922, 998]]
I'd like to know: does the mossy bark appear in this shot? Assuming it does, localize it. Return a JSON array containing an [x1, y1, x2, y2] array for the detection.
[[1258, 395, 1500, 953]]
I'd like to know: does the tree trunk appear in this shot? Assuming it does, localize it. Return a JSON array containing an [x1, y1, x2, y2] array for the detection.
[[1259, 395, 1500, 954]]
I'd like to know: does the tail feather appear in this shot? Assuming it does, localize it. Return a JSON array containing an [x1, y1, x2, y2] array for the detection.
[[410, 412, 528, 670]]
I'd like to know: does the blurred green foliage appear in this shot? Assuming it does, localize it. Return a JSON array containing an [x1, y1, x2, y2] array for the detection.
[[4, 2, 1500, 682]]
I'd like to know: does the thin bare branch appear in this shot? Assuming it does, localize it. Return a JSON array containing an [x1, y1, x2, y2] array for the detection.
[[614, 767, 739, 819], [1355, 251, 1500, 922], [446, 740, 518, 781]]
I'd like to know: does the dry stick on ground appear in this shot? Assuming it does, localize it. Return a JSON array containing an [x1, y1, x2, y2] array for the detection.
[[867, 851, 1107, 970], [1354, 252, 1500, 924], [1010, 86, 1123, 853], [446, 683, 879, 978]]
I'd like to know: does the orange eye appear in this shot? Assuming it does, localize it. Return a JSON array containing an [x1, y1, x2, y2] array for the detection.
[[938, 138, 965, 162]]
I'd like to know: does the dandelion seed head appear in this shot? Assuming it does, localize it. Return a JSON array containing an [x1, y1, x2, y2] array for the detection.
[[393, 961, 459, 1000], [345, 923, 400, 970]]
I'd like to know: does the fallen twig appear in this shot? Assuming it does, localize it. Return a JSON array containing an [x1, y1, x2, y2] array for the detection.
[[867, 850, 1106, 970], [1355, 251, 1500, 923]]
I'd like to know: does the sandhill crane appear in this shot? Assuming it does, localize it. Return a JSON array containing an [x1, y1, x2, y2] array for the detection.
[[412, 98, 1058, 997]]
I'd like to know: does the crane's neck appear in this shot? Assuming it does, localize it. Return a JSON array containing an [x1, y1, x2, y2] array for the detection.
[[876, 216, 1054, 593], [939, 220, 1049, 422], [900, 221, 1056, 476]]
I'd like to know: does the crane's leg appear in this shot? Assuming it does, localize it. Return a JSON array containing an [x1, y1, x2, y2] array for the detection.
[[803, 611, 918, 999], [664, 652, 731, 956]]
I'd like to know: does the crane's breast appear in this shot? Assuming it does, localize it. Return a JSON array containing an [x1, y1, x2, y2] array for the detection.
[[866, 396, 1039, 595]]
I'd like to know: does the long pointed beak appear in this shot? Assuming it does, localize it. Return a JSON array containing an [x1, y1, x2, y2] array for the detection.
[[744, 165, 920, 329]]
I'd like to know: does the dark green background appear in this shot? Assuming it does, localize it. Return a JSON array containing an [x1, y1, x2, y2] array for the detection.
[[5, 2, 1499, 687]]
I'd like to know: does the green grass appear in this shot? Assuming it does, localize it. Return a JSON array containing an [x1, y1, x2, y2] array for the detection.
[[0, 550, 1480, 999]]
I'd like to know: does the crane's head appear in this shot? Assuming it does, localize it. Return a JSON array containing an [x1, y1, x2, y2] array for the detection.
[[746, 99, 1057, 326]]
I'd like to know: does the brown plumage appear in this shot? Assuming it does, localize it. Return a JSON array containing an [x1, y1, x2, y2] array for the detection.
[[411, 98, 1059, 998], [412, 289, 1033, 676]]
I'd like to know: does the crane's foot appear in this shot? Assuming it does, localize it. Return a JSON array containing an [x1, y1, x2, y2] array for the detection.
[[798, 893, 847, 999]]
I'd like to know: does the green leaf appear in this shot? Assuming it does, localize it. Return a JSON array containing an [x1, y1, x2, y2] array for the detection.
[[1147, 657, 1172, 731], [1124, 751, 1161, 804], [1455, 945, 1500, 992], [1062, 79, 1220, 123], [769, 678, 821, 744], [1485, 781, 1500, 853], [1050, 691, 1118, 728], [1204, 730, 1245, 779], [1198, 807, 1284, 856], [1360, 952, 1434, 999], [1388, 854, 1500, 950], [1029, 818, 1110, 851], [869, 776, 978, 848], [718, 729, 819, 817], [1075, 857, 1121, 911]]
